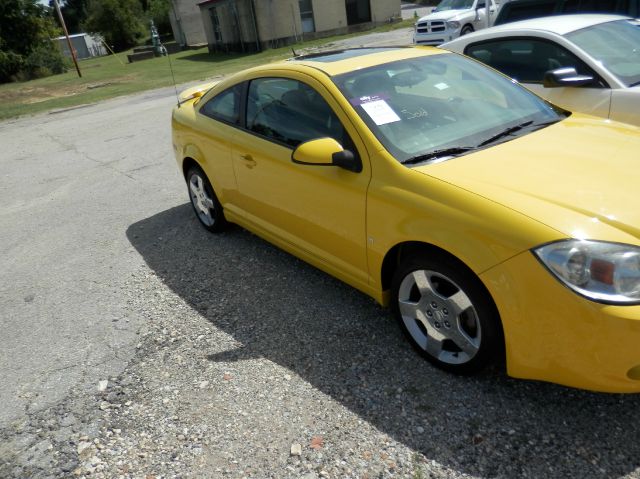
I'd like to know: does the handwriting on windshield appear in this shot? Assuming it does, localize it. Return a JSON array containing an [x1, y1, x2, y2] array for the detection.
[[401, 108, 429, 120]]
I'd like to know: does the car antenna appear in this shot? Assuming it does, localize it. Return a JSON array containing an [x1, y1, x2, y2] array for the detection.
[[153, 23, 180, 107], [292, 47, 298, 57], [163, 44, 180, 107]]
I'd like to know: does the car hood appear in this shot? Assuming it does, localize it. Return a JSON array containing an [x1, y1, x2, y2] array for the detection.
[[414, 114, 640, 245], [417, 9, 469, 22]]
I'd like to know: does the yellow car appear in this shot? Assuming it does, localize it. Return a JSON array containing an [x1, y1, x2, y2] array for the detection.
[[172, 47, 640, 393]]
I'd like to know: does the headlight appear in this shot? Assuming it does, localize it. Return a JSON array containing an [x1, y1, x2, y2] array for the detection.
[[534, 240, 640, 304], [447, 21, 461, 29]]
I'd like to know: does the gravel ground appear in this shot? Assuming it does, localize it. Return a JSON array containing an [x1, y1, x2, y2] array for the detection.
[[2, 26, 640, 479], [3, 203, 640, 478]]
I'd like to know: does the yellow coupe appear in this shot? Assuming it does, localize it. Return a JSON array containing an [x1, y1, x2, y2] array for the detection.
[[172, 47, 640, 393]]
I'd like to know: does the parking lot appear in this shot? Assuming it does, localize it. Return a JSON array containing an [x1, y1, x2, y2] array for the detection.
[[2, 30, 640, 479]]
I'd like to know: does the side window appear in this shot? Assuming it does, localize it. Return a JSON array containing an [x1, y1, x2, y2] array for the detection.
[[577, 0, 618, 12], [246, 77, 350, 149], [562, 0, 580, 12], [466, 38, 600, 85], [500, 0, 557, 23], [199, 84, 242, 124]]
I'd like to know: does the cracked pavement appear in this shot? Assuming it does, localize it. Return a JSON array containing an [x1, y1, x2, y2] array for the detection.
[[0, 86, 183, 431]]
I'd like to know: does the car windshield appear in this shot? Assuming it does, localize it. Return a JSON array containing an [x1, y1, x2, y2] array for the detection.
[[332, 53, 565, 164], [566, 19, 640, 87], [435, 0, 475, 11]]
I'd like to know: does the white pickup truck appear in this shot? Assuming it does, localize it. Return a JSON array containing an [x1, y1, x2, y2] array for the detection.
[[413, 0, 500, 46]]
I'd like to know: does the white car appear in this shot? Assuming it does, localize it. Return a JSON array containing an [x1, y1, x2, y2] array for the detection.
[[414, 0, 498, 46], [442, 14, 640, 126]]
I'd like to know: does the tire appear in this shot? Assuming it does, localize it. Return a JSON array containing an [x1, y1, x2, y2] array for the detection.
[[460, 25, 474, 36], [391, 253, 502, 375], [186, 165, 227, 233]]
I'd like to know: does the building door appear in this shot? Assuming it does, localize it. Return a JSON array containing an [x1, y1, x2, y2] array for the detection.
[[299, 0, 315, 33], [209, 7, 222, 44], [209, 2, 242, 52], [345, 0, 371, 25]]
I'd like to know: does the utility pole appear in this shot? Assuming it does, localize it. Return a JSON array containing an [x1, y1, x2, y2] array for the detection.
[[53, 0, 82, 78]]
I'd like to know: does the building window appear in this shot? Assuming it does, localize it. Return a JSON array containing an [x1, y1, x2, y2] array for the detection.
[[345, 0, 371, 25], [299, 0, 315, 33]]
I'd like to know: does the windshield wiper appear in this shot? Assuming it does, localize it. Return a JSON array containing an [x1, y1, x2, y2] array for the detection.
[[401, 146, 476, 165], [477, 119, 564, 147], [477, 121, 534, 147]]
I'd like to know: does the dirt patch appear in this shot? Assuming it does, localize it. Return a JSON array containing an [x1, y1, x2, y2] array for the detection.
[[0, 75, 136, 105]]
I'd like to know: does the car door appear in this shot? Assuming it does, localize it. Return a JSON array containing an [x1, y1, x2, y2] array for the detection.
[[465, 37, 612, 118], [229, 72, 372, 289], [472, 0, 497, 30]]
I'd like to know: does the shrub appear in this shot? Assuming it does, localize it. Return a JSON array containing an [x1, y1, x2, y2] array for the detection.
[[23, 44, 69, 78], [0, 50, 24, 83]]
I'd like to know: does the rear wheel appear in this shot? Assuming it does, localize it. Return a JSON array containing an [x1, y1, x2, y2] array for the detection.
[[391, 254, 502, 374], [186, 165, 227, 233]]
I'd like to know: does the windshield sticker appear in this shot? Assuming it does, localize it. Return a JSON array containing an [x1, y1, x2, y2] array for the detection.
[[349, 94, 390, 106], [360, 100, 401, 126], [434, 82, 449, 91]]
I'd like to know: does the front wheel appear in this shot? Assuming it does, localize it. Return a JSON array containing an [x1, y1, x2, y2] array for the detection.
[[391, 254, 502, 375], [460, 25, 474, 36], [186, 165, 227, 233]]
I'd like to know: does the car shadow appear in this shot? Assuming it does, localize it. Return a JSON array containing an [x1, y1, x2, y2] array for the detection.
[[127, 204, 640, 478]]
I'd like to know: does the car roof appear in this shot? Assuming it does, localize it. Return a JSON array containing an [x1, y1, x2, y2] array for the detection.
[[282, 46, 446, 76], [481, 13, 631, 36]]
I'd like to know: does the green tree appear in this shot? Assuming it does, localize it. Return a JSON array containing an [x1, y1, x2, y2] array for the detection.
[[0, 0, 67, 83], [149, 0, 172, 36], [84, 0, 145, 52], [51, 0, 89, 34]]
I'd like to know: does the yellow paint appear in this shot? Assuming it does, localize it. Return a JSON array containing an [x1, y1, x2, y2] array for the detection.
[[172, 47, 640, 393]]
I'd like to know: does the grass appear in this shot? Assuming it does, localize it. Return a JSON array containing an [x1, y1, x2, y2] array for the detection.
[[0, 19, 414, 120]]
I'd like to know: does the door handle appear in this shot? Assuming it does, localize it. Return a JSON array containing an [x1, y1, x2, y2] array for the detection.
[[239, 153, 257, 168]]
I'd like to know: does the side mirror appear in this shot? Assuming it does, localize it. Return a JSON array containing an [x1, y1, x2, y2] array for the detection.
[[292, 137, 362, 173], [543, 67, 594, 88]]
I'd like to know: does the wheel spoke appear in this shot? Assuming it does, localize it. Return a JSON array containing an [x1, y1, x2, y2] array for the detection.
[[398, 299, 420, 318], [424, 325, 445, 358], [189, 178, 200, 196], [447, 290, 473, 317], [412, 270, 435, 295], [201, 196, 214, 210], [449, 320, 480, 356]]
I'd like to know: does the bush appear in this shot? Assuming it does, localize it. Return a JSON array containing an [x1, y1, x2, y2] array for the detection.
[[0, 50, 24, 83], [0, 43, 68, 83], [0, 0, 67, 83], [23, 44, 69, 79]]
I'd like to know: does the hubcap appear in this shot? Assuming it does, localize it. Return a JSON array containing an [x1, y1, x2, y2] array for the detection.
[[398, 270, 481, 365], [189, 173, 215, 226]]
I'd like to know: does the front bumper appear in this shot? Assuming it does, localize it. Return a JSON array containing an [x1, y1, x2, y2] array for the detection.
[[481, 250, 640, 393], [414, 26, 460, 46]]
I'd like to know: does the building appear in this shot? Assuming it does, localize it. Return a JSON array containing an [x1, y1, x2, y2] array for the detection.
[[197, 0, 401, 52], [169, 0, 208, 47], [54, 33, 107, 60]]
